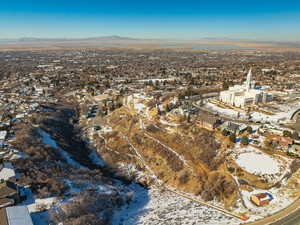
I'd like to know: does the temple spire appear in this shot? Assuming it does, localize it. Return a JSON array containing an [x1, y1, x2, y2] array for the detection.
[[246, 68, 252, 91]]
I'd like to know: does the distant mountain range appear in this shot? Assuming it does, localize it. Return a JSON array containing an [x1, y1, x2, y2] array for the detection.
[[0, 35, 142, 42], [0, 36, 299, 44], [85, 35, 140, 41]]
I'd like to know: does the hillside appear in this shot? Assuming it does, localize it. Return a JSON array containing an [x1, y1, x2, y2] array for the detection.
[[76, 90, 300, 224], [85, 94, 238, 208]]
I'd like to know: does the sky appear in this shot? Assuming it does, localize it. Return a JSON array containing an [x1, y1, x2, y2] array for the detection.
[[0, 0, 300, 41]]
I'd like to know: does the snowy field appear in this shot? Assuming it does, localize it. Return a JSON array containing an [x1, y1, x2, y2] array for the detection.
[[231, 145, 290, 182], [236, 152, 282, 176]]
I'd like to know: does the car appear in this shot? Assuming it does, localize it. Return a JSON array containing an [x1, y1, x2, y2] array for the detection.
[[94, 125, 101, 131]]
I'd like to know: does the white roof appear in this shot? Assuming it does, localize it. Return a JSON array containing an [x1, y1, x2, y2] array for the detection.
[[0, 162, 16, 181], [6, 206, 34, 225], [0, 130, 7, 140]]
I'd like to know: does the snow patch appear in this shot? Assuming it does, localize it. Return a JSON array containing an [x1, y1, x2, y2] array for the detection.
[[112, 185, 240, 225], [38, 129, 84, 168], [27, 197, 58, 213], [236, 152, 281, 175], [88, 151, 105, 167]]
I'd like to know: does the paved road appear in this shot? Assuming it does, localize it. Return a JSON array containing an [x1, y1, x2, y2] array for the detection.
[[271, 208, 300, 225], [246, 197, 300, 225]]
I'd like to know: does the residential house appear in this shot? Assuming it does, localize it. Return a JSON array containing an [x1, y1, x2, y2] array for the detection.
[[0, 163, 16, 181], [0, 181, 19, 208], [221, 121, 247, 135], [0, 206, 34, 225], [258, 125, 284, 136], [197, 114, 222, 131], [271, 136, 293, 148], [250, 192, 274, 206], [0, 131, 7, 147], [288, 144, 300, 158]]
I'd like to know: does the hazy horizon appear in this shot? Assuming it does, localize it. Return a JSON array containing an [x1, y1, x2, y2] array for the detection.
[[1, 35, 300, 43]]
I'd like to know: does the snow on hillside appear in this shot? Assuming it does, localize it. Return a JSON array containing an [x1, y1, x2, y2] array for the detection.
[[112, 185, 241, 225], [125, 93, 152, 116], [88, 151, 106, 167], [38, 128, 83, 168]]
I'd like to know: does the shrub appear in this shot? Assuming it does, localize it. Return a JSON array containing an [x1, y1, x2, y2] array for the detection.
[[264, 139, 273, 148], [246, 126, 253, 134], [283, 130, 292, 137], [241, 136, 249, 145], [292, 131, 299, 140], [146, 124, 159, 133], [222, 129, 229, 136], [290, 160, 300, 173], [179, 172, 190, 185], [49, 189, 124, 225], [201, 173, 237, 202]]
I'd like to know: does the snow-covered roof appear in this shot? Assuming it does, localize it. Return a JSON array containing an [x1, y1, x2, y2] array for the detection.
[[0, 131, 7, 140], [0, 162, 16, 181]]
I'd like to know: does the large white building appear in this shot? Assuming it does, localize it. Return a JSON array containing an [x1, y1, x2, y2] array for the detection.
[[219, 69, 272, 108]]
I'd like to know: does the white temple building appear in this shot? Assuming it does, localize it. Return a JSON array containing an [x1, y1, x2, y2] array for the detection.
[[219, 69, 272, 108]]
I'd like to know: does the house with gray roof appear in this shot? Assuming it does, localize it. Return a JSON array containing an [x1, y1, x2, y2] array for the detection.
[[0, 206, 34, 225]]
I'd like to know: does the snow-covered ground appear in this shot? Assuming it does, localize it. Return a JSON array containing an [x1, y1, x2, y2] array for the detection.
[[240, 183, 295, 218], [231, 145, 290, 183], [125, 93, 153, 120], [226, 144, 297, 221], [112, 185, 241, 225], [38, 128, 84, 168], [236, 152, 281, 176], [203, 99, 300, 123], [88, 151, 106, 167], [31, 211, 50, 225], [18, 187, 55, 225], [204, 101, 247, 120], [250, 111, 287, 124]]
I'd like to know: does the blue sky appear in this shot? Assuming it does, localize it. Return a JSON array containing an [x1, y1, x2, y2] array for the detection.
[[1, 0, 300, 41]]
